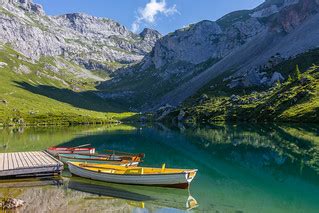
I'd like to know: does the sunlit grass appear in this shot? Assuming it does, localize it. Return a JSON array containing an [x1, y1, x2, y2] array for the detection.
[[0, 45, 135, 126]]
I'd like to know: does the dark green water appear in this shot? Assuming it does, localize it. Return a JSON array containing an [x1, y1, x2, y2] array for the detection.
[[0, 123, 319, 212]]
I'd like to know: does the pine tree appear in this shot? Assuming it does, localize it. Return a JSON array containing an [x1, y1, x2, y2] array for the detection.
[[294, 65, 301, 80], [288, 75, 293, 82]]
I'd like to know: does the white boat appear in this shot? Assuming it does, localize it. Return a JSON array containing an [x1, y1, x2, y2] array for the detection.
[[58, 153, 141, 166], [68, 162, 197, 189]]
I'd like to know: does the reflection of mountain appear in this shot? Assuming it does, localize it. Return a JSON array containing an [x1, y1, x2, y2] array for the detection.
[[189, 123, 319, 183], [0, 125, 136, 153]]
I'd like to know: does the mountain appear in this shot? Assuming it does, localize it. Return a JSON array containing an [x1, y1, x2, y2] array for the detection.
[[0, 0, 318, 125], [0, 0, 162, 125], [100, 0, 319, 112], [0, 0, 161, 74]]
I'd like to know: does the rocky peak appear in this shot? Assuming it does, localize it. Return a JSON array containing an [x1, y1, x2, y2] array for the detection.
[[140, 28, 162, 42], [0, 0, 161, 72], [5, 0, 45, 15], [56, 13, 130, 37]]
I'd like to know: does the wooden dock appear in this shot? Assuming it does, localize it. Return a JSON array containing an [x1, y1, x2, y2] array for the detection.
[[0, 151, 63, 178]]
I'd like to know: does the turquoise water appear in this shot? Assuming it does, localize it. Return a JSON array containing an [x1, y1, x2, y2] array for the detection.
[[0, 123, 319, 212]]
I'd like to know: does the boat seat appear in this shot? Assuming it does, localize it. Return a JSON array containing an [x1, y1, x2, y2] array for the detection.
[[97, 169, 116, 173], [124, 168, 144, 175]]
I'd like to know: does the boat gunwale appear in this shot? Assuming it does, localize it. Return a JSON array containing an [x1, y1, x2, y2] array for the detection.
[[59, 153, 142, 162], [48, 147, 95, 151], [60, 156, 139, 166], [59, 155, 123, 162]]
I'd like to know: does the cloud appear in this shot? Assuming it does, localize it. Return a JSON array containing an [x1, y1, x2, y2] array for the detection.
[[132, 0, 179, 33]]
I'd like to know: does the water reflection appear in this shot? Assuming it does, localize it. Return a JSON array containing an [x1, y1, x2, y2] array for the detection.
[[186, 123, 319, 183], [67, 178, 198, 211], [67, 180, 153, 202], [0, 177, 62, 188], [0, 123, 319, 212], [0, 177, 197, 212]]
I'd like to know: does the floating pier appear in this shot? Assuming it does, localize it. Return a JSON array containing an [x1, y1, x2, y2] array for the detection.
[[0, 151, 63, 178]]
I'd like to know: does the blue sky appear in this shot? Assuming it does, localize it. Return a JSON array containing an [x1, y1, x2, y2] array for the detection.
[[34, 0, 264, 34]]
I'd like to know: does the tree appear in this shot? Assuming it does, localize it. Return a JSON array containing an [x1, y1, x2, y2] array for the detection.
[[287, 75, 293, 82], [294, 65, 301, 80]]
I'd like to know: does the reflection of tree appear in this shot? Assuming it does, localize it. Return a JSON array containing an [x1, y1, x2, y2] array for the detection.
[[187, 123, 319, 183]]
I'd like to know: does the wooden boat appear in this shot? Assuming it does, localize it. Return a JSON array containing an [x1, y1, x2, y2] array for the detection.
[[47, 147, 95, 156], [105, 150, 145, 159], [58, 153, 140, 166], [67, 162, 198, 189]]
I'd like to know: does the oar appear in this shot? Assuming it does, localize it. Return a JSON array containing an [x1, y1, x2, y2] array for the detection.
[[105, 149, 144, 157], [75, 144, 91, 148]]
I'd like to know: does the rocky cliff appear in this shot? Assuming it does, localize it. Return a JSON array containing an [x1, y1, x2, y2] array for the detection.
[[101, 0, 319, 110], [0, 0, 161, 73]]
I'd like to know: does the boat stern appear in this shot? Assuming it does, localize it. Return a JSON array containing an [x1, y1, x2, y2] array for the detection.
[[185, 169, 198, 183]]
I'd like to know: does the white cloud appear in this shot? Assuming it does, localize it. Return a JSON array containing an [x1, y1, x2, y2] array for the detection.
[[132, 0, 179, 33]]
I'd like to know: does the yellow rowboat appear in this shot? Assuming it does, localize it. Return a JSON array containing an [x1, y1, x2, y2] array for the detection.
[[67, 162, 198, 189]]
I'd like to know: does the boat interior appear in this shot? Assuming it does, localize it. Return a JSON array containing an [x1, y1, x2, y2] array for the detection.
[[70, 162, 197, 175]]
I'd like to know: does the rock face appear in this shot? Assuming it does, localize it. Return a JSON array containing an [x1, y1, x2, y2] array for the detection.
[[151, 20, 224, 68], [106, 0, 319, 110], [0, 0, 45, 15], [143, 15, 265, 70], [0, 0, 161, 73], [251, 0, 300, 18], [139, 28, 162, 47], [145, 0, 318, 72], [269, 72, 285, 85]]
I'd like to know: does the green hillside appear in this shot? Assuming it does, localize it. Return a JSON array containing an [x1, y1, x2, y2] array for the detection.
[[0, 45, 134, 126], [167, 62, 319, 124]]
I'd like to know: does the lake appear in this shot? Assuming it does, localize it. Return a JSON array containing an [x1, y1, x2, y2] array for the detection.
[[0, 123, 319, 212]]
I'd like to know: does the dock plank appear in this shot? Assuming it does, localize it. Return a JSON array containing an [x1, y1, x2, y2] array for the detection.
[[31, 152, 43, 166], [41, 152, 58, 165], [3, 153, 8, 171], [25, 152, 40, 167], [15, 152, 24, 168], [9, 153, 14, 170], [36, 152, 48, 165], [20, 152, 32, 168], [35, 152, 48, 166], [35, 152, 52, 165], [0, 154, 4, 171], [7, 153, 11, 170], [12, 153, 18, 169], [31, 152, 45, 166]]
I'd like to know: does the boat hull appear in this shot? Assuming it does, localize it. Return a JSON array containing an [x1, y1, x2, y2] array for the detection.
[[68, 163, 197, 189], [47, 148, 95, 156]]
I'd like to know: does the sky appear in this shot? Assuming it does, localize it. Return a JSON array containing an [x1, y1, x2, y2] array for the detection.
[[34, 0, 265, 35]]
